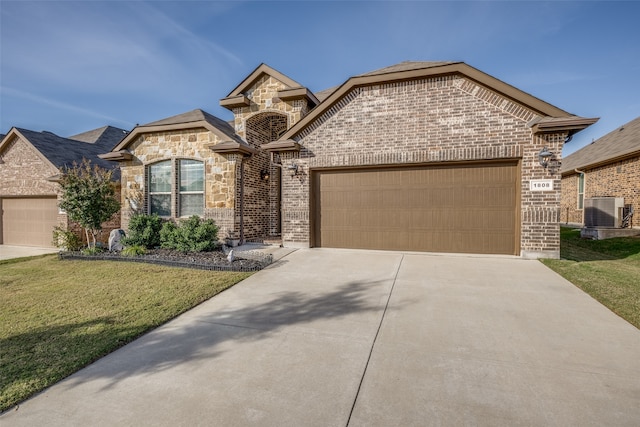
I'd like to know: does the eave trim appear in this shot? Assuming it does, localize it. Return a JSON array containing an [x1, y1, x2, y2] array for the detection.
[[262, 139, 301, 152], [98, 150, 133, 161], [220, 94, 251, 109], [206, 140, 257, 156]]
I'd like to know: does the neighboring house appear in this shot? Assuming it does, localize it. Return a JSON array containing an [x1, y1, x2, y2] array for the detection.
[[0, 126, 127, 247], [561, 116, 640, 228], [104, 61, 596, 258]]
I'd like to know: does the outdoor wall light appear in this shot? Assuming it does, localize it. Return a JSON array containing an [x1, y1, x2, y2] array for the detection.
[[538, 146, 554, 169], [260, 169, 270, 181], [287, 163, 299, 177]]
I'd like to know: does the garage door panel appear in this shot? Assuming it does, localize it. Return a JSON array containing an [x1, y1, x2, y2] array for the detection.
[[2, 197, 59, 247], [315, 162, 518, 255]]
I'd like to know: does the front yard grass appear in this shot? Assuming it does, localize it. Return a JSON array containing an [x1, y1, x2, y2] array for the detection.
[[542, 227, 640, 329], [0, 255, 252, 413]]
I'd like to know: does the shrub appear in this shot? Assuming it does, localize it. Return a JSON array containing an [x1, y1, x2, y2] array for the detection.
[[122, 213, 164, 249], [121, 245, 147, 257], [81, 246, 104, 256], [52, 226, 84, 251], [160, 216, 219, 253]]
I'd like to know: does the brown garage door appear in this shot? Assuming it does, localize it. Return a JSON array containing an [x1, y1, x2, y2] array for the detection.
[[1, 197, 60, 247], [313, 162, 518, 255]]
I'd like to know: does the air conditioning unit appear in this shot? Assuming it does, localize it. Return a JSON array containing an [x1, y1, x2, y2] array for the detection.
[[584, 197, 625, 228]]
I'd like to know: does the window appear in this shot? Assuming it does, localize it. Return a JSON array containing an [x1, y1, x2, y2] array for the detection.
[[178, 159, 204, 217], [147, 159, 204, 217], [149, 161, 172, 216], [577, 173, 585, 210]]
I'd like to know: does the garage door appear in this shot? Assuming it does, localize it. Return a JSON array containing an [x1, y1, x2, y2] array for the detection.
[[1, 197, 60, 247], [313, 162, 518, 255]]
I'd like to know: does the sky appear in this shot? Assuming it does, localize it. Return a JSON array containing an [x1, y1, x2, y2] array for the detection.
[[1, 1, 639, 156]]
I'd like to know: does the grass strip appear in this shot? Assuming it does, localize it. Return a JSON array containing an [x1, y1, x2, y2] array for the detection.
[[542, 227, 640, 329], [0, 255, 252, 412]]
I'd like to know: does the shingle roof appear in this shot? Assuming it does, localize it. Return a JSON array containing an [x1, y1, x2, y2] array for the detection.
[[14, 128, 120, 179], [356, 61, 459, 77], [140, 109, 243, 143], [562, 116, 640, 174], [312, 63, 458, 102], [69, 125, 129, 149], [314, 86, 339, 102]]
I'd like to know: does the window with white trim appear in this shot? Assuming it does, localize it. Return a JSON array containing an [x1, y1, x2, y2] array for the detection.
[[577, 173, 585, 210], [147, 159, 204, 217], [178, 159, 204, 217]]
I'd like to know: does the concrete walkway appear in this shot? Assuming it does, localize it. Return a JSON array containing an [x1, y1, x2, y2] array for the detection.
[[0, 245, 58, 260], [2, 249, 639, 426]]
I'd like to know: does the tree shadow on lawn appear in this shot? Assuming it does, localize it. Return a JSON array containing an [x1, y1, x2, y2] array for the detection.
[[1, 317, 146, 409], [50, 278, 398, 391]]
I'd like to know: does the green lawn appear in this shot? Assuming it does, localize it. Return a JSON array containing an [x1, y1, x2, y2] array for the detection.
[[542, 227, 640, 329], [0, 255, 252, 413]]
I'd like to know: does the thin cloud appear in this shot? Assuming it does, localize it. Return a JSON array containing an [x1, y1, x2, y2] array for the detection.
[[1, 1, 241, 94], [0, 86, 135, 127]]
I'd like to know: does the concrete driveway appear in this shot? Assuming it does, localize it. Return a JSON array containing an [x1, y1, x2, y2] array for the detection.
[[0, 245, 58, 260], [2, 249, 639, 426]]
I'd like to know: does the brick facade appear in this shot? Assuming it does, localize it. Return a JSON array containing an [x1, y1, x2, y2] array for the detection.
[[276, 75, 567, 258], [561, 155, 640, 227], [227, 74, 314, 240]]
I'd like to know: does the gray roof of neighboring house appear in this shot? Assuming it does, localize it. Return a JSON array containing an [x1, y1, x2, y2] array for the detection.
[[140, 109, 245, 144], [15, 128, 120, 179], [69, 125, 129, 148], [562, 116, 640, 174]]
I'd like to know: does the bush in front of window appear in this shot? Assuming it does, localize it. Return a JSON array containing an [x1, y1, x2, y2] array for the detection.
[[122, 213, 165, 249], [160, 216, 219, 253]]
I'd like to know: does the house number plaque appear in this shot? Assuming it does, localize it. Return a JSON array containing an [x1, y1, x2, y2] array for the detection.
[[529, 179, 554, 191]]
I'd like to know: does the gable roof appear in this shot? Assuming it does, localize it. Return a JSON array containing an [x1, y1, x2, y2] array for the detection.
[[271, 61, 595, 146], [220, 63, 319, 110], [103, 109, 256, 159], [561, 116, 640, 175], [0, 127, 120, 179]]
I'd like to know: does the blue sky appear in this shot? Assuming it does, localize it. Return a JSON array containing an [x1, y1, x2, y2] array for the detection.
[[1, 1, 639, 155]]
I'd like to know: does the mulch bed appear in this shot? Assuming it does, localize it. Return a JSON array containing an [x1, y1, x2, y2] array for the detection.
[[59, 248, 272, 272]]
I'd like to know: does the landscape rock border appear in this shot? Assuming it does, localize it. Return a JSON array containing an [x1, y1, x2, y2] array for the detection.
[[58, 248, 272, 272]]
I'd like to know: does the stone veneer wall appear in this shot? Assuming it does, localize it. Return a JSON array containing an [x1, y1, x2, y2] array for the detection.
[[228, 74, 314, 240], [281, 75, 567, 258], [119, 128, 238, 240], [561, 155, 640, 227]]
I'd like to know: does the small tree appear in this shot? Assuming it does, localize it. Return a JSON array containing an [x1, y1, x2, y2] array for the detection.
[[58, 159, 120, 249]]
